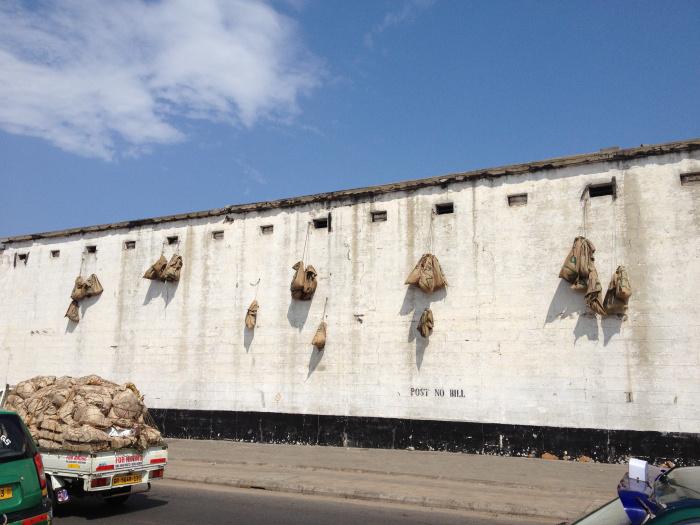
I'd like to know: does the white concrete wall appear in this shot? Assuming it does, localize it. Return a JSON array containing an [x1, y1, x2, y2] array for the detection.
[[2, 151, 699, 433]]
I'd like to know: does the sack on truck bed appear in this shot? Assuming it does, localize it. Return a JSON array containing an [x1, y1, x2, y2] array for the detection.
[[406, 254, 447, 294], [110, 388, 144, 420], [38, 439, 62, 450], [74, 404, 111, 428], [3, 375, 163, 453], [604, 265, 632, 314]]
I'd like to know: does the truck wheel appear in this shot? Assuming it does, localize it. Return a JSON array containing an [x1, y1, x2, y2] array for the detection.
[[105, 494, 131, 505], [46, 477, 67, 517]]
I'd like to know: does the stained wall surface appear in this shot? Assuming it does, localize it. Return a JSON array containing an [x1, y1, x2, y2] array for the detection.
[[2, 149, 699, 436]]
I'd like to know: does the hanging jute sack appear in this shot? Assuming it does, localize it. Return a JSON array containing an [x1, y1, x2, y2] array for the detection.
[[303, 265, 318, 299], [290, 261, 306, 298], [65, 300, 80, 323], [290, 261, 317, 300], [162, 254, 183, 282], [584, 266, 606, 315], [245, 300, 259, 329], [143, 255, 168, 280], [405, 254, 447, 294], [417, 308, 434, 338], [85, 274, 104, 297], [559, 237, 595, 291], [604, 265, 632, 314], [70, 276, 89, 301], [311, 321, 327, 350]]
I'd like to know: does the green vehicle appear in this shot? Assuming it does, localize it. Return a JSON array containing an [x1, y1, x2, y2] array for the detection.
[[0, 410, 52, 525]]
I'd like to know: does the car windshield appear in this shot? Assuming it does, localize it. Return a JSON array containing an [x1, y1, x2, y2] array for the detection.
[[0, 414, 30, 462], [572, 498, 631, 525], [656, 467, 700, 507]]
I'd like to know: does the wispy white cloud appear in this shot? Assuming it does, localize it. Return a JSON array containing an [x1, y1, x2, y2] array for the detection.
[[233, 157, 267, 185], [0, 0, 322, 160], [364, 0, 435, 48]]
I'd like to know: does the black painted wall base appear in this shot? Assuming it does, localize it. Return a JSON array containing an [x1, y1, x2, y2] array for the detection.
[[149, 408, 700, 465]]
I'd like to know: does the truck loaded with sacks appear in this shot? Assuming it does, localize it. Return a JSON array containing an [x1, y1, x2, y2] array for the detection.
[[0, 375, 168, 507]]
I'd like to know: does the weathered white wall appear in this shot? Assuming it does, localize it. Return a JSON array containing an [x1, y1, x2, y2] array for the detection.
[[1, 151, 699, 433]]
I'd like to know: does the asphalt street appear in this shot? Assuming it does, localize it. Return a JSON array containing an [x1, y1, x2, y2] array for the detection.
[[54, 479, 549, 524]]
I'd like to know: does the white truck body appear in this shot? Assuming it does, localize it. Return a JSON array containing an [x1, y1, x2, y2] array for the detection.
[[1, 384, 168, 502], [41, 444, 168, 493]]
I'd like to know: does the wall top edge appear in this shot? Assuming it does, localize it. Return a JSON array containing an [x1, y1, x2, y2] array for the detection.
[[3, 138, 700, 244]]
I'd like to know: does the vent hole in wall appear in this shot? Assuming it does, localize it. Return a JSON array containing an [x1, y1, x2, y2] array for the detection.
[[261, 225, 274, 234], [212, 230, 224, 240], [435, 202, 454, 215], [313, 217, 328, 229], [587, 181, 615, 198], [508, 193, 528, 207], [167, 236, 179, 245], [86, 245, 97, 254], [124, 241, 136, 250], [371, 210, 387, 222], [681, 172, 700, 186], [50, 250, 60, 258]]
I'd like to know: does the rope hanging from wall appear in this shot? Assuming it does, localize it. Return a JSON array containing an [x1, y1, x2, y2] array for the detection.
[[290, 222, 318, 301], [245, 278, 261, 330], [405, 214, 448, 294]]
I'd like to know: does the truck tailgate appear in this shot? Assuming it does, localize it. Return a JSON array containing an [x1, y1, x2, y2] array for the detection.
[[42, 445, 168, 476]]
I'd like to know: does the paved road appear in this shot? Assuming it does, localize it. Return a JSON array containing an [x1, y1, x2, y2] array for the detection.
[[54, 480, 548, 524]]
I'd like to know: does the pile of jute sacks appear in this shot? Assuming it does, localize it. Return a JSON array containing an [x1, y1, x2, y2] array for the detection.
[[3, 375, 163, 452]]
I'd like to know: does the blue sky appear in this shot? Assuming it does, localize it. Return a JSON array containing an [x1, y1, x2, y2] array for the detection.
[[1, 0, 699, 237]]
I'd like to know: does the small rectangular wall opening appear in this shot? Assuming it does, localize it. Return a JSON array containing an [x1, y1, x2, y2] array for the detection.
[[313, 217, 328, 229], [124, 241, 136, 250], [85, 245, 97, 254], [16, 253, 29, 266], [50, 250, 60, 258], [508, 193, 528, 207], [681, 172, 700, 186], [587, 179, 616, 198], [371, 210, 387, 222], [212, 230, 224, 240], [435, 202, 454, 215], [261, 225, 274, 234], [167, 236, 179, 245]]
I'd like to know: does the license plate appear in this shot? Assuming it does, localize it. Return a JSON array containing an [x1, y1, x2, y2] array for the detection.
[[112, 473, 142, 486], [0, 486, 12, 499]]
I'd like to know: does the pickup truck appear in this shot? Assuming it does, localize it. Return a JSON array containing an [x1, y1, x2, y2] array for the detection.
[[1, 385, 168, 507]]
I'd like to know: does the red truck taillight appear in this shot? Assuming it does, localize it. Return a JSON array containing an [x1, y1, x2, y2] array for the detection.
[[91, 477, 110, 488], [33, 453, 46, 491]]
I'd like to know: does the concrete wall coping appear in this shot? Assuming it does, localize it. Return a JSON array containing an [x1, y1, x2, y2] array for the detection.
[[2, 137, 699, 244]]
